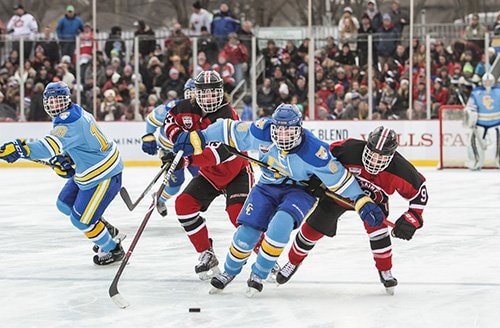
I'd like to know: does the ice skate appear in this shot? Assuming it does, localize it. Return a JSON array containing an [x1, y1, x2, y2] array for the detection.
[[267, 262, 281, 282], [379, 270, 398, 295], [276, 261, 300, 285], [92, 219, 126, 253], [195, 247, 220, 280], [246, 272, 263, 297], [156, 199, 168, 217], [93, 240, 125, 266], [209, 272, 235, 294]]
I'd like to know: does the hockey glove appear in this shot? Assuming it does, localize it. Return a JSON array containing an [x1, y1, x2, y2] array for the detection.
[[392, 210, 423, 240], [304, 175, 326, 198], [173, 130, 206, 156], [0, 139, 30, 163], [49, 155, 75, 179], [160, 151, 190, 171], [141, 133, 158, 155], [354, 195, 385, 227]]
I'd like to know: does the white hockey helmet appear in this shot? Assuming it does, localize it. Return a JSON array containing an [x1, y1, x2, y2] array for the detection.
[[482, 73, 495, 93]]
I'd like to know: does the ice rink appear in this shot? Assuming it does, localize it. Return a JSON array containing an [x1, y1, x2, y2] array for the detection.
[[1, 166, 499, 328]]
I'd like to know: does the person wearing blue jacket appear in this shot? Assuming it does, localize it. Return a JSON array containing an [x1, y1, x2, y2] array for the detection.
[[56, 5, 84, 59], [211, 2, 240, 48]]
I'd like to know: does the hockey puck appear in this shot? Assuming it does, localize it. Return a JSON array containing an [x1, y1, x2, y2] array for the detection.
[[189, 308, 201, 313]]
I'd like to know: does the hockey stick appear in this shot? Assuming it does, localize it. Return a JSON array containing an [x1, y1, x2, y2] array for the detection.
[[109, 150, 184, 309], [119, 161, 170, 211], [222, 144, 395, 227]]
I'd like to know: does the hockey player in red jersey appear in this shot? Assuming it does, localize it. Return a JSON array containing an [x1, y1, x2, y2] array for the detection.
[[277, 126, 428, 294], [164, 70, 253, 280]]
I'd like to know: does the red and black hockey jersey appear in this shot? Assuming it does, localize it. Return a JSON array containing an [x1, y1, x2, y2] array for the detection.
[[330, 138, 428, 220], [164, 100, 250, 190]]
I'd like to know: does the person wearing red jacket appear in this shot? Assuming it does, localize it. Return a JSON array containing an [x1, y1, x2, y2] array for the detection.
[[164, 70, 253, 280], [277, 126, 428, 295]]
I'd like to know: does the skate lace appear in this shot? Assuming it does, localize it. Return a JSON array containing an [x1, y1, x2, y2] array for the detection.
[[380, 270, 394, 281], [281, 263, 297, 278], [219, 272, 234, 284], [249, 272, 262, 283], [199, 249, 215, 265]]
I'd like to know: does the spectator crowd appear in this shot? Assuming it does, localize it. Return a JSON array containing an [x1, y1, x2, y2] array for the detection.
[[0, 1, 499, 122]]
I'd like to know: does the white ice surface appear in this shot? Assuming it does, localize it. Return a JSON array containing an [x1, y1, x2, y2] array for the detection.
[[1, 167, 500, 328]]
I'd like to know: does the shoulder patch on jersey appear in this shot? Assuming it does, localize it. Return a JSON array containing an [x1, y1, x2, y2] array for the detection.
[[51, 125, 68, 138], [59, 112, 70, 120], [259, 143, 271, 153], [349, 167, 362, 176], [315, 146, 329, 160], [254, 119, 267, 130]]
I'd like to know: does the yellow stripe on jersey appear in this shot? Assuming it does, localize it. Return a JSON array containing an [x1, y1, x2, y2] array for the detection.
[[158, 137, 173, 149], [80, 178, 111, 224], [261, 239, 283, 257], [328, 170, 353, 192], [75, 147, 119, 183], [147, 113, 163, 127], [44, 135, 62, 155], [230, 244, 252, 260], [84, 220, 105, 238]]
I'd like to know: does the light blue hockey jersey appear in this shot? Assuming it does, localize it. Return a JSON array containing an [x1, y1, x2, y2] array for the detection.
[[202, 118, 365, 202], [145, 100, 182, 150], [466, 86, 500, 128], [26, 104, 123, 190]]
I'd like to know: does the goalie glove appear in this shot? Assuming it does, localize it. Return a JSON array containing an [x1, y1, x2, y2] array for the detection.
[[49, 155, 75, 179], [354, 195, 385, 227], [391, 210, 423, 240], [141, 133, 158, 155], [0, 139, 30, 163]]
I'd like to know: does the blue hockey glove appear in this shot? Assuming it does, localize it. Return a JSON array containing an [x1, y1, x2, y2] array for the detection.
[[49, 155, 75, 179], [141, 133, 158, 155], [0, 139, 30, 163], [392, 210, 423, 240], [173, 130, 206, 156], [354, 195, 385, 227]]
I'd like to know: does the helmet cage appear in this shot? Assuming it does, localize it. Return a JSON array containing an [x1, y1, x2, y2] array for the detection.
[[362, 147, 394, 174], [195, 87, 224, 113], [271, 124, 302, 151], [43, 95, 71, 118]]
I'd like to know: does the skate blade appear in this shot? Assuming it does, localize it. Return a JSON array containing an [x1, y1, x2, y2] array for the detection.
[[385, 286, 395, 295], [245, 287, 261, 298], [209, 287, 224, 295], [198, 266, 221, 281]]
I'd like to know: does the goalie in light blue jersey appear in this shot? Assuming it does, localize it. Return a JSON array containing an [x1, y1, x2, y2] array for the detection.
[[141, 78, 199, 217], [0, 81, 125, 266], [173, 103, 386, 295]]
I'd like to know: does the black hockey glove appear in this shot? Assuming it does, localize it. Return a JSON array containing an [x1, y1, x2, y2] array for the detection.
[[303, 175, 326, 198], [391, 210, 423, 241], [160, 151, 190, 171]]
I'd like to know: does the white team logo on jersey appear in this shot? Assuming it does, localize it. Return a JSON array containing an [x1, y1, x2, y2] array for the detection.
[[59, 112, 70, 120], [349, 167, 362, 176], [259, 144, 271, 153], [182, 116, 193, 129]]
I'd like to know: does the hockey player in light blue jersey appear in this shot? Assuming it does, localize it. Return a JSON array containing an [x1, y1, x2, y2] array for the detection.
[[141, 78, 199, 216], [0, 81, 125, 266], [173, 103, 385, 295], [463, 73, 500, 170]]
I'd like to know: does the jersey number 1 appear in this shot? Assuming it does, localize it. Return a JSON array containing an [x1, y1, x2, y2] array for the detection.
[[90, 123, 110, 151]]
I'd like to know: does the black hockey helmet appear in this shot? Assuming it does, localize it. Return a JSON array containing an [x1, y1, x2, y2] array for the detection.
[[362, 126, 398, 174], [194, 70, 224, 113]]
